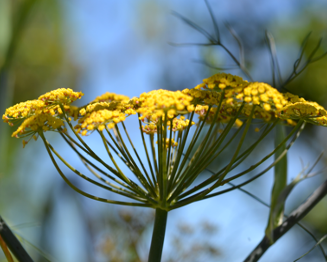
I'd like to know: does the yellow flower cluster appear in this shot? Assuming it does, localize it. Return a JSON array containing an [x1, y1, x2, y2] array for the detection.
[[239, 82, 287, 111], [80, 102, 111, 116], [182, 89, 221, 106], [12, 114, 64, 138], [167, 116, 195, 132], [141, 116, 195, 135], [39, 88, 83, 105], [76, 109, 128, 136], [4, 73, 327, 146], [280, 93, 327, 118], [181, 73, 327, 128], [92, 92, 129, 102], [75, 93, 137, 135], [194, 105, 243, 127], [142, 123, 158, 135], [278, 93, 327, 126], [133, 90, 195, 136], [195, 73, 248, 90], [3, 100, 45, 121], [3, 88, 83, 141], [92, 92, 130, 103], [66, 105, 80, 121], [136, 89, 194, 121]]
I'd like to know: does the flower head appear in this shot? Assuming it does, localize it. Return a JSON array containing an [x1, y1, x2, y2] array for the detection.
[[195, 72, 248, 90], [136, 89, 193, 121], [76, 93, 137, 135], [3, 88, 83, 143], [38, 88, 83, 105], [76, 108, 128, 136], [3, 100, 45, 122], [3, 73, 327, 210], [189, 75, 298, 125], [92, 92, 129, 103], [12, 113, 64, 138], [279, 93, 327, 125]]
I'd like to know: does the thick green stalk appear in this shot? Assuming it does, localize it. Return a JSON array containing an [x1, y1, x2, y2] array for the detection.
[[148, 209, 168, 262], [265, 124, 287, 241]]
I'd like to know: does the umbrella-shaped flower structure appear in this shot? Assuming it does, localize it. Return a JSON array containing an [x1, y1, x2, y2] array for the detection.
[[3, 73, 327, 261]]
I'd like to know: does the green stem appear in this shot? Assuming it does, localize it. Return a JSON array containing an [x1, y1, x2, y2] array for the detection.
[[148, 209, 168, 262]]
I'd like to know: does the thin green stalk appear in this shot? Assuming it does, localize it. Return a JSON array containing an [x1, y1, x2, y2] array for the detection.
[[168, 111, 200, 191], [114, 125, 155, 195], [60, 106, 135, 188], [105, 127, 137, 172], [104, 138, 135, 171], [39, 131, 150, 207], [161, 116, 168, 206], [102, 130, 132, 166], [168, 115, 230, 200], [157, 119, 163, 200], [148, 209, 168, 262], [99, 131, 157, 203], [175, 121, 305, 206], [203, 120, 245, 163], [175, 105, 244, 192], [166, 119, 173, 172], [167, 131, 179, 181], [168, 111, 195, 186], [60, 131, 133, 190], [114, 125, 144, 174], [121, 122, 156, 190], [170, 104, 249, 202], [46, 140, 145, 201], [174, 120, 243, 197], [220, 121, 303, 185], [190, 98, 226, 164], [221, 122, 277, 173], [80, 156, 131, 191], [213, 107, 255, 185], [174, 98, 224, 183], [178, 121, 277, 199], [60, 105, 100, 157], [99, 131, 138, 184], [138, 117, 157, 185], [150, 134, 159, 177], [171, 107, 255, 207], [178, 121, 278, 200], [180, 102, 243, 179]]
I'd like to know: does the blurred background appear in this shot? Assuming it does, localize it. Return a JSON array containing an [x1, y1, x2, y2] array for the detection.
[[0, 0, 327, 261]]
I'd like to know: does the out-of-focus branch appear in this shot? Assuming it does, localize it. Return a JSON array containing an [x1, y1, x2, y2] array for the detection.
[[244, 179, 327, 262], [0, 216, 34, 262]]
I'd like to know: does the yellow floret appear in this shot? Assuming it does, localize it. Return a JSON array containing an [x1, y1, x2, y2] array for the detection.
[[263, 104, 271, 111], [107, 122, 115, 129]]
